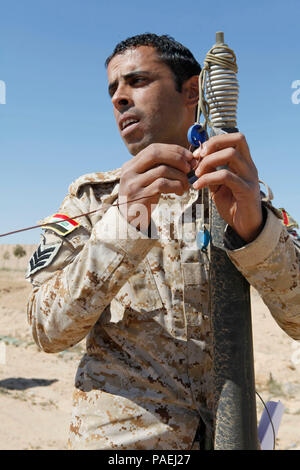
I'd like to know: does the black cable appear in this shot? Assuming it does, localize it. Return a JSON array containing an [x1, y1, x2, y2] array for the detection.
[[255, 390, 276, 450]]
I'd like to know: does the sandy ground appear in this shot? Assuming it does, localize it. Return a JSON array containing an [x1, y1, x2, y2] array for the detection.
[[0, 248, 300, 450]]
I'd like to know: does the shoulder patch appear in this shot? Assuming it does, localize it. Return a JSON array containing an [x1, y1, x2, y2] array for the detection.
[[68, 169, 121, 197], [26, 241, 62, 278], [43, 213, 80, 236], [278, 208, 299, 229]]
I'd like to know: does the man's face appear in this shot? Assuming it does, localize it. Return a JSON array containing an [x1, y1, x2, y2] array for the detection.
[[107, 46, 192, 155]]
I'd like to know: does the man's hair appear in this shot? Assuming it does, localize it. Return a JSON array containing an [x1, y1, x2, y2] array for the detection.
[[105, 33, 201, 92]]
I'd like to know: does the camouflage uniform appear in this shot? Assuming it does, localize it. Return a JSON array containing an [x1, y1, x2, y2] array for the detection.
[[26, 169, 300, 450]]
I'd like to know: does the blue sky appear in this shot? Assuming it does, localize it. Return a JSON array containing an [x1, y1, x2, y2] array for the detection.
[[1, 0, 299, 244]]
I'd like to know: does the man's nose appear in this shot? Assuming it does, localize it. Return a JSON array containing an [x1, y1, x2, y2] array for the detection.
[[112, 85, 133, 111]]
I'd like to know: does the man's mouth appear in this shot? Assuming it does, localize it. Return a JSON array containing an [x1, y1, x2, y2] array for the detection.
[[120, 117, 139, 131], [121, 119, 139, 131]]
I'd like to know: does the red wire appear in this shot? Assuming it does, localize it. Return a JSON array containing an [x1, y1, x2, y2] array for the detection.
[[0, 195, 155, 238]]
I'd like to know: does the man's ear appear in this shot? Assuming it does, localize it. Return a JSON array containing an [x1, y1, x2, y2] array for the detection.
[[182, 75, 199, 107]]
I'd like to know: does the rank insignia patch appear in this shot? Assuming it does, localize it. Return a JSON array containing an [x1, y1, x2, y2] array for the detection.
[[43, 213, 80, 236], [26, 241, 62, 278]]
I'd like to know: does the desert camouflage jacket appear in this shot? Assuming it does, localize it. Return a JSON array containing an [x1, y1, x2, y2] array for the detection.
[[26, 169, 300, 450]]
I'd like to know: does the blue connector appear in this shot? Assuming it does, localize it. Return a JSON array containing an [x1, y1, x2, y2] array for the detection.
[[197, 228, 211, 252], [187, 124, 207, 148]]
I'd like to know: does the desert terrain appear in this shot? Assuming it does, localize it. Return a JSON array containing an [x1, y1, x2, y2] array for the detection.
[[0, 243, 299, 450]]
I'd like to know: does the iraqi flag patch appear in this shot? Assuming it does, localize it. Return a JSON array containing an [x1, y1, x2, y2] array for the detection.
[[278, 208, 299, 229], [43, 213, 80, 236]]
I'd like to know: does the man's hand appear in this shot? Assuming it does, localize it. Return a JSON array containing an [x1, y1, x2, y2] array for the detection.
[[193, 133, 263, 243], [118, 143, 195, 233]]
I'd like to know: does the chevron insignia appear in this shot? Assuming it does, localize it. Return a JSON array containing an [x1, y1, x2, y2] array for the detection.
[[26, 242, 62, 278]]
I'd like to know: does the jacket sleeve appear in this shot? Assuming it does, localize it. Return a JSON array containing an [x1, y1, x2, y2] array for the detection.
[[225, 207, 300, 340], [26, 189, 156, 353]]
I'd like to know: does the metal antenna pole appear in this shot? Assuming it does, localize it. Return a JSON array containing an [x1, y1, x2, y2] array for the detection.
[[209, 32, 259, 450]]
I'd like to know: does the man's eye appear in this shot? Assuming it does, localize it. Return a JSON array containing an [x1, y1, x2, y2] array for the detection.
[[131, 77, 147, 85]]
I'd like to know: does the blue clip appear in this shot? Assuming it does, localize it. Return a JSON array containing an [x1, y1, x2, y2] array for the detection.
[[187, 124, 207, 148], [197, 228, 210, 251]]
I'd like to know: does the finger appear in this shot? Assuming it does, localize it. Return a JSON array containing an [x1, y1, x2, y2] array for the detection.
[[133, 144, 194, 174], [194, 147, 251, 179], [192, 167, 251, 196], [200, 132, 252, 164], [138, 164, 190, 191], [147, 176, 189, 197], [192, 145, 205, 159]]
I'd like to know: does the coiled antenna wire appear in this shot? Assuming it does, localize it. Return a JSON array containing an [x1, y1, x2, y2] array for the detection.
[[197, 32, 239, 130]]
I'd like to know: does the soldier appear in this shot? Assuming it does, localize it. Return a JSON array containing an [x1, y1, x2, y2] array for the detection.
[[26, 34, 300, 450]]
